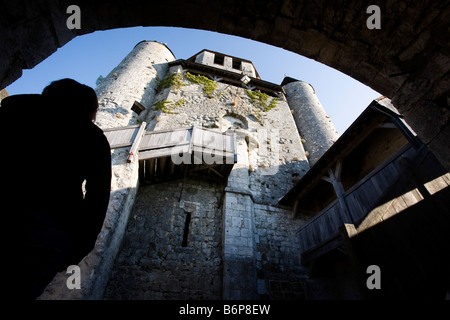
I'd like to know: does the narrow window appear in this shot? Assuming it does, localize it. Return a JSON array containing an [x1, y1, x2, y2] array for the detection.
[[182, 211, 192, 247]]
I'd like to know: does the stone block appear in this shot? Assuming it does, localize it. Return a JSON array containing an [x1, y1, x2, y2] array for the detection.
[[238, 246, 254, 257], [231, 216, 242, 228], [240, 227, 253, 238], [233, 236, 249, 248], [226, 227, 241, 237]]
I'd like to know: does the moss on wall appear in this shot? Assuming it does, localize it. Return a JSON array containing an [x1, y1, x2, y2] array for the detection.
[[153, 98, 187, 114], [185, 72, 217, 98], [246, 90, 278, 112]]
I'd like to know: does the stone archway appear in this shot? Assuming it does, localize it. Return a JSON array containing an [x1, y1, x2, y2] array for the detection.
[[0, 1, 448, 168]]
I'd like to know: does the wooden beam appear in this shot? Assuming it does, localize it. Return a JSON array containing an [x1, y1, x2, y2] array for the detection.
[[323, 166, 353, 223], [292, 199, 300, 219], [300, 234, 343, 266], [127, 122, 147, 163], [335, 160, 343, 182], [282, 112, 386, 206], [377, 122, 397, 129], [102, 124, 140, 132], [338, 223, 369, 299], [209, 166, 224, 179], [145, 158, 155, 182], [138, 160, 145, 183]]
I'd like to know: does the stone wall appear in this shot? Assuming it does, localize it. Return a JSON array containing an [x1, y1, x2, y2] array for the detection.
[[254, 204, 308, 299], [147, 65, 310, 205], [102, 62, 310, 300], [95, 41, 175, 129], [104, 178, 225, 299], [38, 46, 312, 300]]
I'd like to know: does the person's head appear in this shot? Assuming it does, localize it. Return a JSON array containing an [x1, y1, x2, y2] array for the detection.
[[42, 78, 99, 121]]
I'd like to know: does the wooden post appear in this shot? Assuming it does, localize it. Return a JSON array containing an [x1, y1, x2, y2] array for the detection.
[[292, 199, 300, 219], [338, 223, 370, 299], [127, 122, 147, 163], [322, 160, 353, 223]]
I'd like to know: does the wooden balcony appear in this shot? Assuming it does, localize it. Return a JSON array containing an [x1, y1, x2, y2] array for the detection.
[[298, 144, 425, 265], [104, 124, 237, 185], [279, 98, 450, 265]]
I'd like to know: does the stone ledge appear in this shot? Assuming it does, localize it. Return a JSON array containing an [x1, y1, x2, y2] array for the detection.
[[224, 186, 255, 202]]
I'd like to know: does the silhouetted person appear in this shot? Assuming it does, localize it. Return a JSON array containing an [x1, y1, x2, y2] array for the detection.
[[0, 79, 111, 300]]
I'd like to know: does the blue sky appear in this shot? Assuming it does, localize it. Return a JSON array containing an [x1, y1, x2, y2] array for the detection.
[[6, 26, 381, 134]]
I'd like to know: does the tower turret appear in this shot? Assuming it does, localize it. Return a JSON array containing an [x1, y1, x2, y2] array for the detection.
[[283, 78, 339, 166], [95, 41, 176, 129]]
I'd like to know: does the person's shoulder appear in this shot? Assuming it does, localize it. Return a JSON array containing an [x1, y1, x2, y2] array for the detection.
[[1, 94, 42, 105], [86, 122, 111, 148], [0, 94, 43, 115]]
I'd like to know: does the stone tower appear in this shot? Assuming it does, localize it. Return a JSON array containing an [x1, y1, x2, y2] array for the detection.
[[95, 40, 176, 129], [283, 78, 339, 166], [39, 41, 339, 300]]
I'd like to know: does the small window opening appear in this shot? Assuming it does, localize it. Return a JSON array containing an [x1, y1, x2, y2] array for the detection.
[[131, 101, 146, 115], [214, 54, 224, 66], [232, 59, 241, 70], [182, 211, 192, 247]]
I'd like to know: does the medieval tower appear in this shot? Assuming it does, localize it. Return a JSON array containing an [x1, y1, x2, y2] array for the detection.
[[40, 41, 339, 300]]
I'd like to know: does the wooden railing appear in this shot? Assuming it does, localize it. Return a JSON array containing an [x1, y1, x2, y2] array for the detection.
[[298, 144, 421, 256]]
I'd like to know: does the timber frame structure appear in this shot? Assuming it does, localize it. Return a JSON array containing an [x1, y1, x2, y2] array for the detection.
[[103, 123, 237, 185], [279, 97, 450, 299]]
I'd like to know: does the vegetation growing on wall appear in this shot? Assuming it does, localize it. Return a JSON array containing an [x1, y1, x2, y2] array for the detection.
[[185, 72, 217, 98], [156, 73, 184, 91], [245, 90, 278, 125], [153, 99, 186, 114], [155, 72, 218, 99], [246, 90, 278, 112], [96, 75, 104, 86]]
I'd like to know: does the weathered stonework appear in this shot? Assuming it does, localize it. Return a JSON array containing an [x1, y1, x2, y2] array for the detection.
[[38, 43, 337, 300], [254, 204, 308, 299], [95, 41, 175, 129], [149, 65, 310, 204], [284, 80, 339, 167], [0, 88, 8, 101], [104, 179, 225, 299]]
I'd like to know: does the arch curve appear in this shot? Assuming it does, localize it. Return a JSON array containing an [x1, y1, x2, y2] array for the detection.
[[0, 1, 448, 168]]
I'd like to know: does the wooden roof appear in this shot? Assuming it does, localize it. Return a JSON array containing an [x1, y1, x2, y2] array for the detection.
[[279, 97, 419, 208], [168, 59, 283, 96]]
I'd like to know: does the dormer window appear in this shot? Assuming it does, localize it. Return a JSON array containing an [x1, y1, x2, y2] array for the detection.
[[214, 54, 224, 66], [190, 50, 259, 79], [232, 59, 241, 70]]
